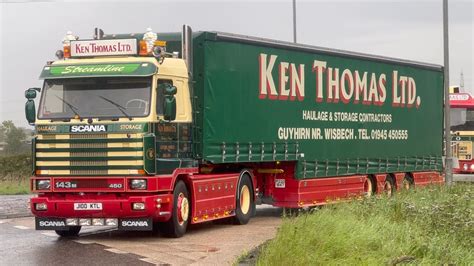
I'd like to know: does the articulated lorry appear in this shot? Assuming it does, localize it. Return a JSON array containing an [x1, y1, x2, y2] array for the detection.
[[26, 26, 444, 237]]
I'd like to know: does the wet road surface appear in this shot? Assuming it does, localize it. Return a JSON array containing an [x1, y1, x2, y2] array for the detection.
[[0, 206, 282, 265], [0, 219, 152, 265]]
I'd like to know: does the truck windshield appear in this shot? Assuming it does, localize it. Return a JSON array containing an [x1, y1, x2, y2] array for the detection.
[[38, 77, 152, 120], [451, 109, 474, 131]]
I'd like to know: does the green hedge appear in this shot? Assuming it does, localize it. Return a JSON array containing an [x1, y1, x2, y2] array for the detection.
[[0, 154, 32, 181]]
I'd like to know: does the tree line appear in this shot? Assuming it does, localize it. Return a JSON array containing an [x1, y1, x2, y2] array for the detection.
[[0, 120, 32, 155]]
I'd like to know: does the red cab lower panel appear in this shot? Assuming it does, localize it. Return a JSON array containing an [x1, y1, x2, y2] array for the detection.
[[31, 193, 173, 222]]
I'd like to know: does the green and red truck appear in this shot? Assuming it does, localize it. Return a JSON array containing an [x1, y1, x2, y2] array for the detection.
[[25, 25, 444, 237]]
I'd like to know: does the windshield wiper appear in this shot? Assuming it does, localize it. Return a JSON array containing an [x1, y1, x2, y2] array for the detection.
[[97, 95, 132, 121], [55, 95, 81, 120]]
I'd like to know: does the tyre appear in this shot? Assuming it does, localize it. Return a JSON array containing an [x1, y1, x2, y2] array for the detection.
[[383, 176, 396, 197], [363, 176, 375, 197], [160, 180, 190, 238], [233, 174, 255, 225], [55, 226, 81, 237], [402, 174, 414, 190]]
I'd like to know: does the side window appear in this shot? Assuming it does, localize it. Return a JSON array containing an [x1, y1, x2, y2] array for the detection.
[[156, 79, 173, 116]]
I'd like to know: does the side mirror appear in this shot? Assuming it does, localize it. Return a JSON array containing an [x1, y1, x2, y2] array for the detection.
[[25, 88, 40, 125], [163, 85, 177, 121]]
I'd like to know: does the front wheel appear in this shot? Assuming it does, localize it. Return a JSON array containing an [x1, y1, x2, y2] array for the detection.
[[233, 175, 255, 225], [160, 181, 190, 238], [55, 226, 81, 237]]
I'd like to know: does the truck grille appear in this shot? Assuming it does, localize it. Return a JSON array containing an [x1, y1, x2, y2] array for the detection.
[[35, 133, 145, 176], [51, 177, 125, 191]]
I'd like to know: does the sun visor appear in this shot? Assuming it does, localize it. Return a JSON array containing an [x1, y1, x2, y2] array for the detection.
[[40, 63, 157, 79]]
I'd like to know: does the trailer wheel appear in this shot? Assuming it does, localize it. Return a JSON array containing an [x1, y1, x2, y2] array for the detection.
[[383, 176, 395, 197], [402, 175, 414, 190], [233, 175, 255, 225], [55, 226, 81, 237], [160, 180, 190, 238], [363, 176, 375, 197]]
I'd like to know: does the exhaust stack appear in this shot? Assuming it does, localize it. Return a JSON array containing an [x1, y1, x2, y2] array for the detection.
[[182, 25, 193, 76]]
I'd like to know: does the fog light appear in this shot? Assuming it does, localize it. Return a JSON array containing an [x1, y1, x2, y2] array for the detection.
[[79, 218, 91, 226], [156, 203, 161, 209], [66, 218, 78, 226], [130, 179, 147, 190], [92, 218, 105, 226], [132, 202, 146, 210], [105, 218, 118, 226], [35, 203, 48, 211]]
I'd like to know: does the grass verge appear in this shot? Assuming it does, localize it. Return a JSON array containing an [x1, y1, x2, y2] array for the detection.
[[0, 179, 30, 195], [257, 184, 473, 265]]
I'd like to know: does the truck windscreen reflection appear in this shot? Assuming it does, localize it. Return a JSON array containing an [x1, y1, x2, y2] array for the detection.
[[38, 77, 152, 120]]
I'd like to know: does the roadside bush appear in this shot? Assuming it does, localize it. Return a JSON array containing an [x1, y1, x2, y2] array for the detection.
[[0, 154, 32, 181]]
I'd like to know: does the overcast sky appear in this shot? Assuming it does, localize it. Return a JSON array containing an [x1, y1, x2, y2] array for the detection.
[[0, 0, 472, 127]]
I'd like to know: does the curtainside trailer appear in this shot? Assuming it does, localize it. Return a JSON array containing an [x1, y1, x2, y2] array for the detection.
[[25, 26, 444, 237]]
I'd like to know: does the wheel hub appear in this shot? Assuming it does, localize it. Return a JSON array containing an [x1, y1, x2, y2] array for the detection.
[[240, 185, 250, 215], [364, 178, 373, 197], [384, 181, 393, 196], [177, 193, 189, 225]]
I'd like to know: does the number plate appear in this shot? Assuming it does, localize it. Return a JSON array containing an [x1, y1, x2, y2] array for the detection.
[[74, 203, 103, 210]]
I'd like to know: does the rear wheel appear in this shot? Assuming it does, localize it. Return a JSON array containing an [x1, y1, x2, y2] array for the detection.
[[383, 176, 395, 197], [402, 174, 414, 190], [233, 175, 255, 225], [55, 226, 81, 237], [160, 181, 190, 238], [363, 176, 375, 197]]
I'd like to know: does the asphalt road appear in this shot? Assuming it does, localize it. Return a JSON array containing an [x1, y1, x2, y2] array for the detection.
[[0, 206, 282, 265]]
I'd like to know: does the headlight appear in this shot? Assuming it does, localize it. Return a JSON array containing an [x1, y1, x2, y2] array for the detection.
[[36, 180, 51, 190], [464, 164, 469, 171], [470, 164, 474, 170], [130, 179, 147, 190]]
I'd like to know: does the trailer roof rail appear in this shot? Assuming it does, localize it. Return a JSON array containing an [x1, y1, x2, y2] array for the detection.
[[213, 31, 443, 72]]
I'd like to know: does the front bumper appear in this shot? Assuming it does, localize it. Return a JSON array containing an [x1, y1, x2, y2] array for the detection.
[[30, 193, 173, 222], [35, 217, 155, 231]]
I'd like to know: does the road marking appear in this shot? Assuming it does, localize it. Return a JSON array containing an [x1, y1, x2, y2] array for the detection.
[[104, 248, 129, 254], [14, 225, 29, 230], [41, 232, 58, 237], [73, 240, 95, 245], [139, 258, 162, 264]]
